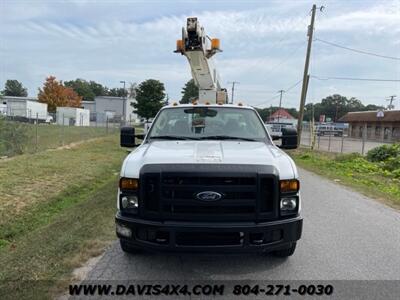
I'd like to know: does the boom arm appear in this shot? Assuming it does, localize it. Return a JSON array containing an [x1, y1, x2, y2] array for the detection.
[[175, 17, 227, 104]]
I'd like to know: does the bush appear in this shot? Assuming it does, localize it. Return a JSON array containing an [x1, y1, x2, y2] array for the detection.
[[366, 144, 400, 162]]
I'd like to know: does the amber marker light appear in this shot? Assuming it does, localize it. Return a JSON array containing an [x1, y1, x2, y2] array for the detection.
[[280, 179, 299, 193], [120, 178, 139, 190]]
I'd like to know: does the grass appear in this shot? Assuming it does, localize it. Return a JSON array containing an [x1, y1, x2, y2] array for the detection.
[[0, 135, 127, 299], [0, 119, 119, 157], [290, 149, 400, 209], [0, 135, 123, 227]]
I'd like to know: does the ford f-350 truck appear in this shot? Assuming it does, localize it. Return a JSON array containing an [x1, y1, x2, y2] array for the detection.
[[116, 104, 302, 257]]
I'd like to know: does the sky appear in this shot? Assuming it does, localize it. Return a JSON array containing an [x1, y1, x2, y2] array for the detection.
[[1, 0, 399, 109]]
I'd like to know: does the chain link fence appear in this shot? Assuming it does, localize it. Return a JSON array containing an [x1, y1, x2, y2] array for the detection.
[[300, 125, 395, 155], [0, 108, 137, 158]]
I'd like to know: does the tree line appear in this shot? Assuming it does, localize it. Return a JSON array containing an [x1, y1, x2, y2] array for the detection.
[[1, 78, 128, 101], [256, 95, 384, 122], [0, 78, 168, 120], [1, 78, 385, 122]]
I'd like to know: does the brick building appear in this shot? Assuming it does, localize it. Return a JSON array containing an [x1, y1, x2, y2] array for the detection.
[[339, 110, 400, 141]]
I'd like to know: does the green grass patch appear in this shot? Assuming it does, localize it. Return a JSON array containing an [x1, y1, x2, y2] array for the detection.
[[0, 179, 119, 299], [0, 135, 127, 299], [0, 118, 119, 157], [0, 135, 124, 227], [290, 149, 400, 208]]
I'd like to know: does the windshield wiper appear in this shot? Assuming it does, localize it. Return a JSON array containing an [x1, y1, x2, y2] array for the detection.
[[200, 135, 257, 141], [149, 135, 199, 140]]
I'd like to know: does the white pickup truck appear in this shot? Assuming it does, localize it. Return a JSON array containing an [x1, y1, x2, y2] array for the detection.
[[116, 104, 302, 257]]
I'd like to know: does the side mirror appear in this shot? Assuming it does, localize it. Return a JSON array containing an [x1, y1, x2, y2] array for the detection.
[[120, 126, 144, 147], [280, 127, 298, 149]]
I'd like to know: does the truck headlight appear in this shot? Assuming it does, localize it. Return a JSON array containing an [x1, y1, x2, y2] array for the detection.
[[280, 197, 297, 211], [121, 195, 139, 209], [280, 197, 298, 216]]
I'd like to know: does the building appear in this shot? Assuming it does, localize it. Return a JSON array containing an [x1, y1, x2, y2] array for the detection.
[[268, 108, 298, 126], [2, 95, 140, 124], [339, 110, 400, 141], [2, 96, 38, 105], [81, 96, 139, 124], [81, 100, 96, 120], [56, 107, 90, 126]]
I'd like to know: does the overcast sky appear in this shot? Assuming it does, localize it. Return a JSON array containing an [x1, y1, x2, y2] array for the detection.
[[1, 0, 399, 109]]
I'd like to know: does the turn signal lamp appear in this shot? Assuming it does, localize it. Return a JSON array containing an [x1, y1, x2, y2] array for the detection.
[[238, 102, 243, 106], [172, 102, 178, 106], [120, 178, 139, 190], [280, 179, 299, 193], [211, 38, 220, 50], [176, 39, 184, 51]]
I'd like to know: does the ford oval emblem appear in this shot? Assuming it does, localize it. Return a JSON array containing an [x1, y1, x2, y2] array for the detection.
[[195, 191, 222, 201]]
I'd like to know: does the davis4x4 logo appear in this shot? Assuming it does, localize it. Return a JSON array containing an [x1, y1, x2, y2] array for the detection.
[[195, 191, 222, 201]]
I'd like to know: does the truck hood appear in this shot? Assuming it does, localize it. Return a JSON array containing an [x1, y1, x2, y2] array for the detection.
[[121, 141, 298, 179]]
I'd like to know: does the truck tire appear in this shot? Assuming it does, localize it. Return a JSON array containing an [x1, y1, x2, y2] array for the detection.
[[272, 242, 297, 257], [119, 240, 141, 254]]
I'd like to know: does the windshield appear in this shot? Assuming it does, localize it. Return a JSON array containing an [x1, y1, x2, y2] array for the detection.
[[147, 107, 268, 141]]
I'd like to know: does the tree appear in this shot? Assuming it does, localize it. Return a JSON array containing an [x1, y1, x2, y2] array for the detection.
[[2, 80, 28, 97], [89, 81, 108, 96], [128, 82, 137, 99], [64, 79, 109, 101], [38, 76, 82, 112], [133, 79, 165, 120], [180, 79, 199, 104], [64, 79, 96, 101], [365, 104, 384, 111], [303, 94, 385, 122], [108, 88, 128, 97]]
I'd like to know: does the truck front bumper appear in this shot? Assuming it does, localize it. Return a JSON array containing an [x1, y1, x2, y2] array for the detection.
[[116, 213, 302, 253]]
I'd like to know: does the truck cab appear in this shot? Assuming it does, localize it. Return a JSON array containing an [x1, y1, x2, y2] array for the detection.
[[116, 104, 302, 257]]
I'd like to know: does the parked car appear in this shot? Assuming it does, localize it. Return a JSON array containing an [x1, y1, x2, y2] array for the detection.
[[265, 122, 295, 139]]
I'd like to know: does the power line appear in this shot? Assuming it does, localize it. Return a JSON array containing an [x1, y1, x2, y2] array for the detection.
[[250, 79, 303, 107], [264, 42, 305, 76], [261, 12, 311, 55], [284, 79, 303, 92], [251, 94, 280, 108], [314, 38, 400, 61], [311, 75, 400, 82]]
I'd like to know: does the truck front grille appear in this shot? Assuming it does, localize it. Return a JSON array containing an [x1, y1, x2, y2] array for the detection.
[[139, 164, 278, 222]]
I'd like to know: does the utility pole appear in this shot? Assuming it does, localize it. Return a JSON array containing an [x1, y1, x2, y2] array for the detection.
[[120, 80, 126, 123], [297, 4, 318, 146], [277, 89, 284, 122], [228, 81, 239, 104], [386, 95, 396, 110]]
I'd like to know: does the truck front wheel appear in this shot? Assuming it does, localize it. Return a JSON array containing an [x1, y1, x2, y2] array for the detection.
[[119, 240, 142, 254], [272, 242, 297, 257]]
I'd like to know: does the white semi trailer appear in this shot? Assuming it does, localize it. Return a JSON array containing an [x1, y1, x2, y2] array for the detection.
[[6, 99, 49, 123]]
